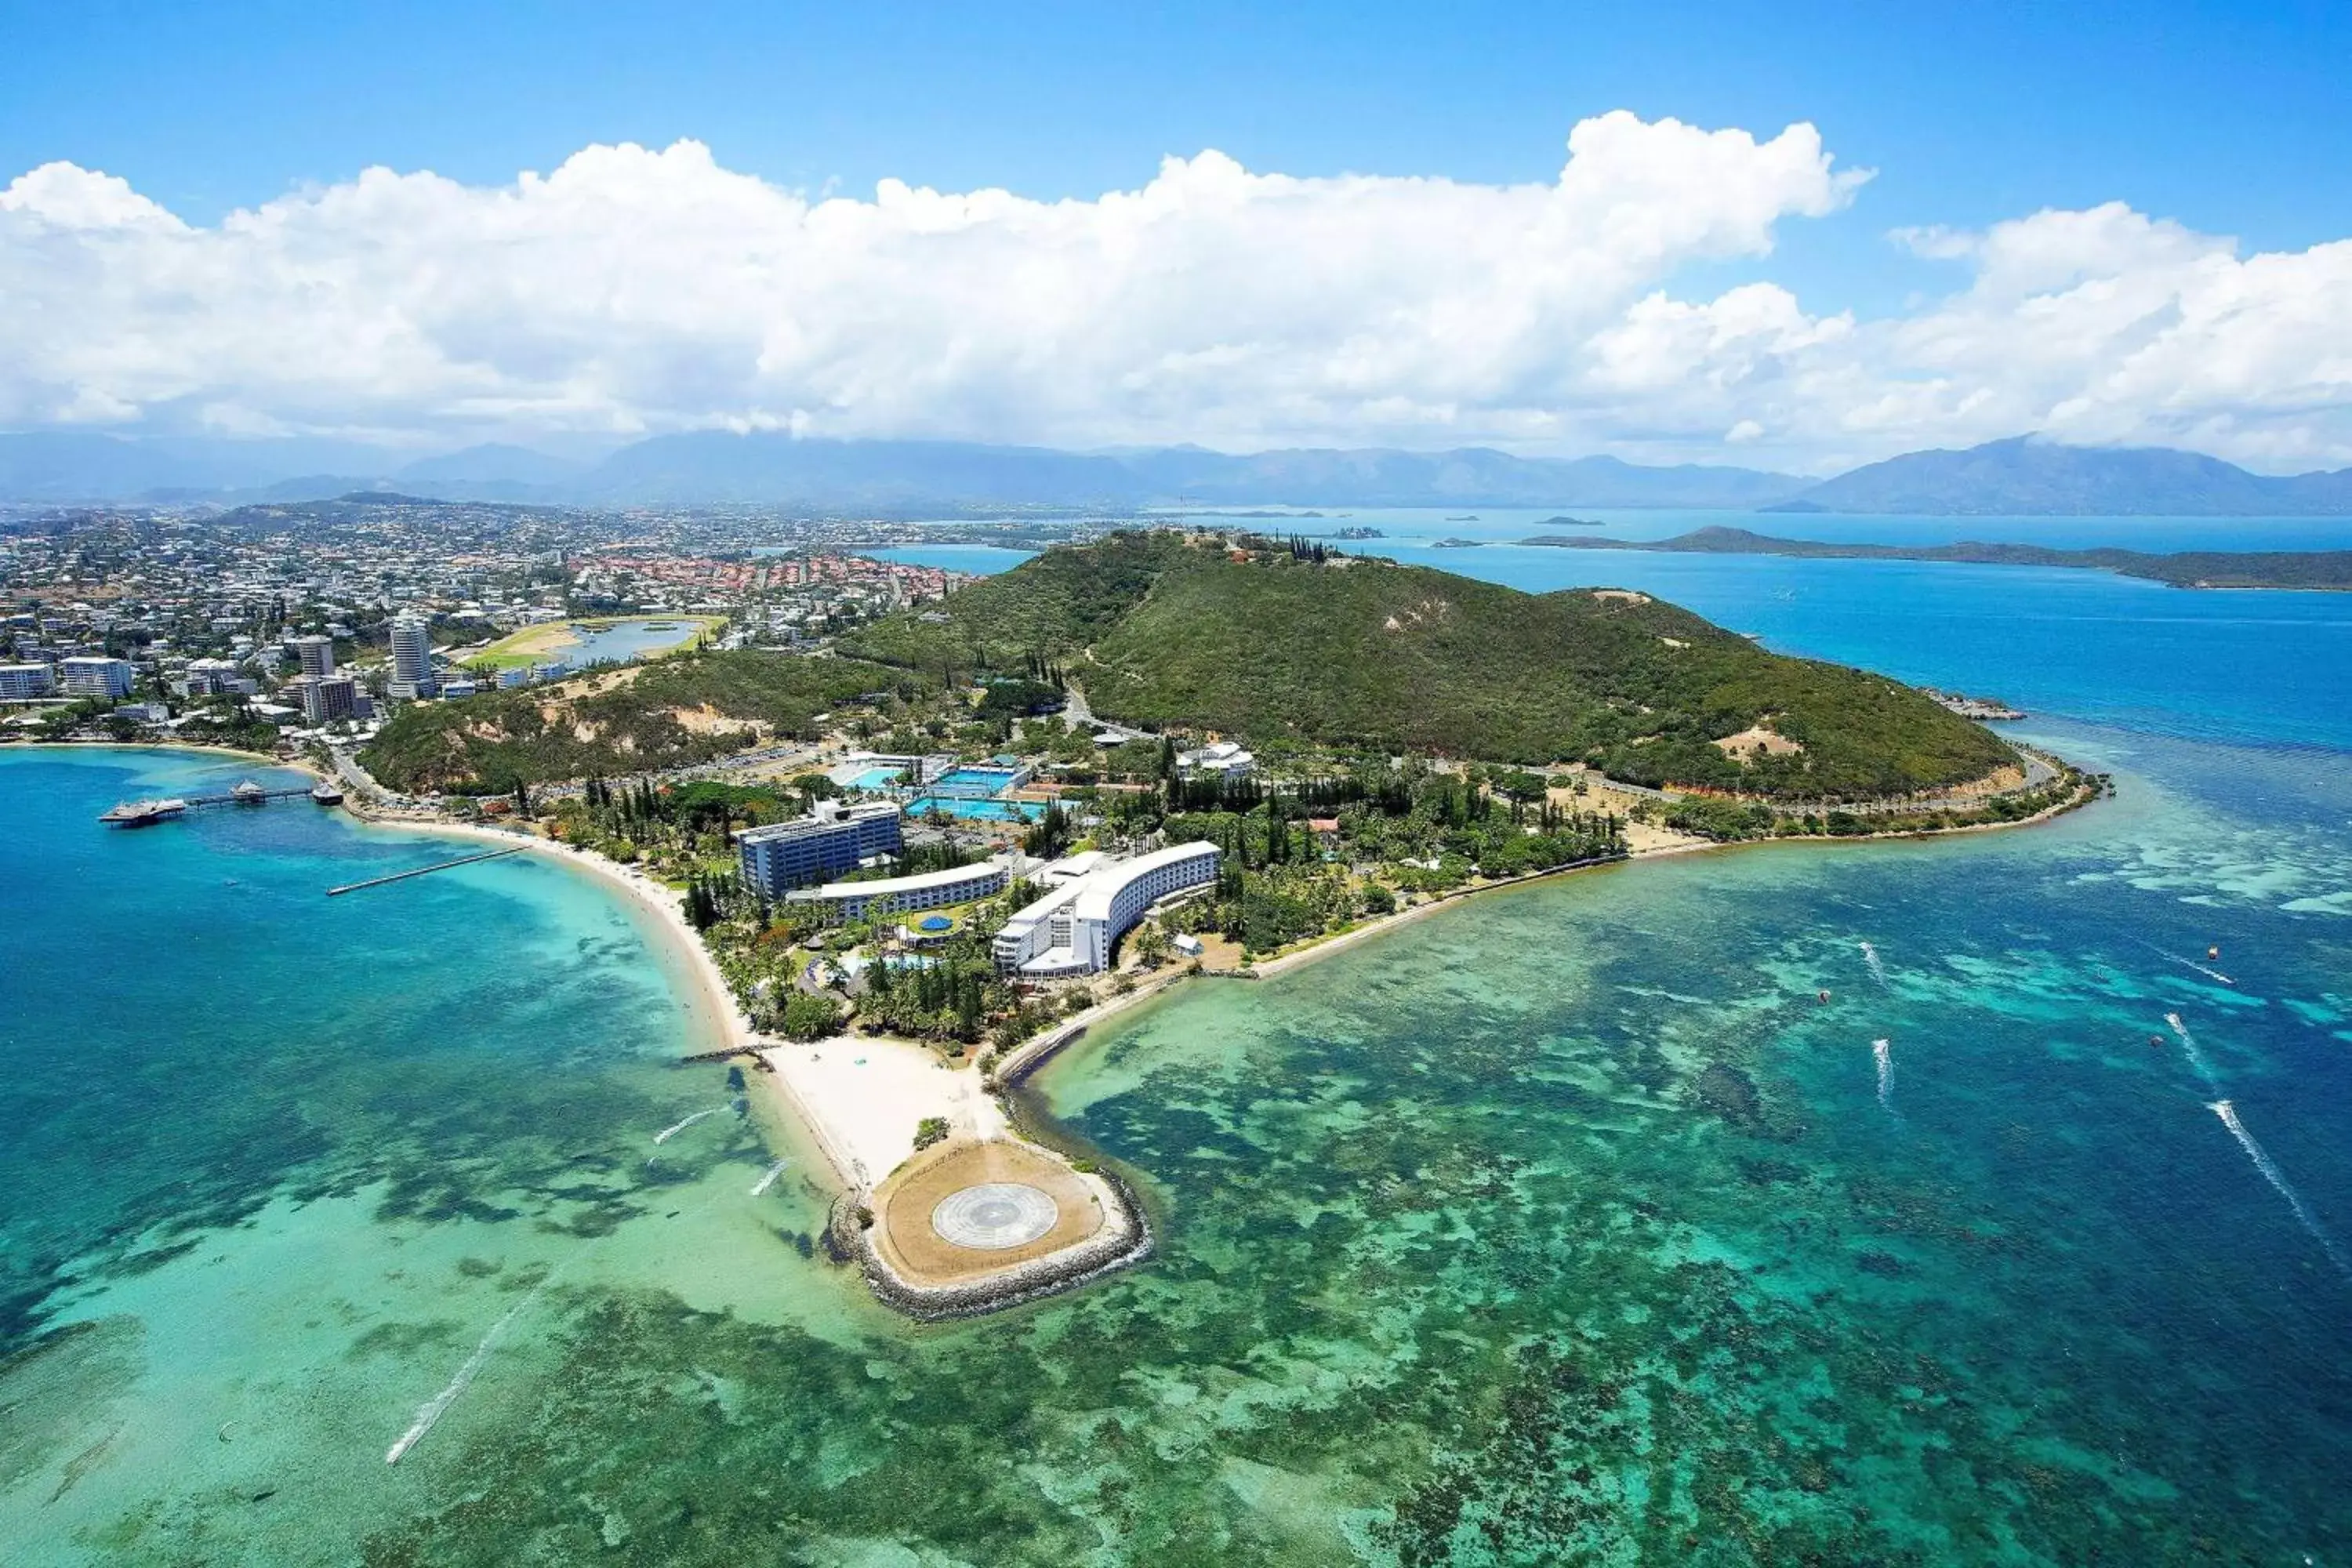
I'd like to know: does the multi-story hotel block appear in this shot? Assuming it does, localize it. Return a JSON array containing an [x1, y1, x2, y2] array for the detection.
[[60, 657, 135, 699], [786, 859, 1009, 922], [993, 841, 1221, 978], [735, 800, 906, 897], [0, 663, 56, 699]]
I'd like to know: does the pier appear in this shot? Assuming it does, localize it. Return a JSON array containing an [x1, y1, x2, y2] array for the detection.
[[325, 846, 526, 896], [98, 782, 321, 824]]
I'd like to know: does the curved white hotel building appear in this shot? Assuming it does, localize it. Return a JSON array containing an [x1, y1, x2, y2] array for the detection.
[[993, 841, 1221, 978]]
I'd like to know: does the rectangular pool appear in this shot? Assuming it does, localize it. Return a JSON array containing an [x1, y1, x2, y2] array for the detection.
[[926, 766, 1028, 797], [906, 795, 1046, 822]]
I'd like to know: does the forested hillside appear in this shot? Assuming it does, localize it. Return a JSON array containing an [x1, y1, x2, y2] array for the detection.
[[844, 533, 2014, 798], [361, 650, 915, 793]]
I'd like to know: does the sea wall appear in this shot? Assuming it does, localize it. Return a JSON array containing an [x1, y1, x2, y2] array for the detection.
[[829, 1167, 1155, 1322]]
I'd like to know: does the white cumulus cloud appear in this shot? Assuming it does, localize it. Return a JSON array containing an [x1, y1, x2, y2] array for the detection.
[[4, 113, 2351, 470]]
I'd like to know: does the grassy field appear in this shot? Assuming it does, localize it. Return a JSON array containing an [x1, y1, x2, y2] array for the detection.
[[466, 614, 726, 670]]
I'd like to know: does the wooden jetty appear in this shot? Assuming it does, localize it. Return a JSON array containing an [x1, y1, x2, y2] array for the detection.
[[325, 846, 526, 896]]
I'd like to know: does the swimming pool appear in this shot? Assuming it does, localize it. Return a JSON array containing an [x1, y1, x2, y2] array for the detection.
[[906, 795, 1046, 823], [926, 766, 1029, 798], [848, 766, 907, 789]]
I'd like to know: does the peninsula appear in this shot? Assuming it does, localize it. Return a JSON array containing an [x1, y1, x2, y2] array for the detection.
[[1520, 525, 2352, 591], [426, 530, 2078, 1314], [30, 527, 2098, 1318]]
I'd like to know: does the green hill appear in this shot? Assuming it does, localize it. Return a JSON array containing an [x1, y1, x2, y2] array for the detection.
[[361, 649, 913, 793], [843, 532, 2015, 799]]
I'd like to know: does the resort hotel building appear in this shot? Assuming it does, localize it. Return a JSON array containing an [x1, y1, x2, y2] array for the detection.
[[786, 858, 1009, 922], [993, 840, 1221, 978], [1176, 740, 1255, 781], [735, 800, 906, 897]]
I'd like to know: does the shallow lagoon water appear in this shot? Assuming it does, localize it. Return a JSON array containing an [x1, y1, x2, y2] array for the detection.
[[6, 535, 2352, 1560], [553, 616, 708, 668]]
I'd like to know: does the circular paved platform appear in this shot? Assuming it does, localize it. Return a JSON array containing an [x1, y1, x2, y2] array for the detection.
[[931, 1181, 1059, 1250]]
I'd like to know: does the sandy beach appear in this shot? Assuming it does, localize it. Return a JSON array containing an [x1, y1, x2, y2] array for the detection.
[[351, 810, 1003, 1196], [758, 1036, 1006, 1189]]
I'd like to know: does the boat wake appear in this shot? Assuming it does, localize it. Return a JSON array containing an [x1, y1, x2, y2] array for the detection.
[[387, 1115, 790, 1465], [1858, 941, 1889, 989], [2165, 1012, 2218, 1086], [1872, 1039, 1893, 1112], [2139, 938, 2234, 987], [385, 1272, 554, 1465], [653, 1106, 727, 1145], [2208, 1101, 2352, 1282]]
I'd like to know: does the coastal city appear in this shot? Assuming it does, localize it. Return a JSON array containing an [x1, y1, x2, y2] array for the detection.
[[0, 495, 976, 747]]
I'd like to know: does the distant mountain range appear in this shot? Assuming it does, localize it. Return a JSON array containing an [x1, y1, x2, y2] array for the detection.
[[0, 431, 1804, 510], [1764, 437, 2352, 516], [5, 430, 2352, 515]]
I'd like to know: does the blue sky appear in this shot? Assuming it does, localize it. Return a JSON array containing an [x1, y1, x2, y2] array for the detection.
[[6, 1, 2345, 302], [3, 2, 2348, 466]]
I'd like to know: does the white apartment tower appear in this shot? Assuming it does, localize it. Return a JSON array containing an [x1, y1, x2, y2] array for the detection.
[[388, 614, 437, 697]]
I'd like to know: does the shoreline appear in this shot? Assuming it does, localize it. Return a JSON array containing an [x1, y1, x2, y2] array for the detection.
[[1238, 774, 2103, 985], [8, 735, 324, 775], [34, 731, 2096, 1083], [27, 737, 2098, 1316]]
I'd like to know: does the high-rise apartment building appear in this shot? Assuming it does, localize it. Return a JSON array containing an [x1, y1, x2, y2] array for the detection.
[[289, 633, 336, 680], [388, 614, 437, 697], [60, 656, 135, 699]]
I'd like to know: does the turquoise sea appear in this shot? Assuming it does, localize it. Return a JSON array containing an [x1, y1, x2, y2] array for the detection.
[[7, 520, 2352, 1562]]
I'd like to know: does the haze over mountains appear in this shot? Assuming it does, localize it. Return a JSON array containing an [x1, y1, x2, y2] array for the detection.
[[1766, 437, 2352, 517], [4, 430, 2352, 516]]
